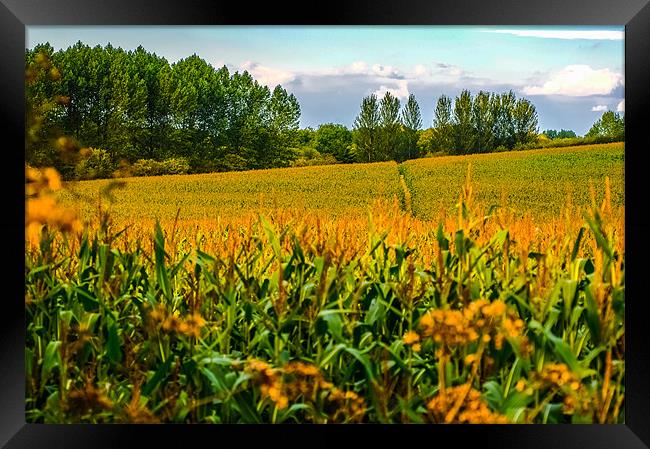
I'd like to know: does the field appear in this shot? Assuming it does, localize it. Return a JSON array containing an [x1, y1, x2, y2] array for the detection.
[[57, 143, 624, 225], [25, 143, 625, 424]]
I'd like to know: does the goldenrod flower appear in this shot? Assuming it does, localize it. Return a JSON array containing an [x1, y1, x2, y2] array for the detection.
[[403, 330, 420, 345]]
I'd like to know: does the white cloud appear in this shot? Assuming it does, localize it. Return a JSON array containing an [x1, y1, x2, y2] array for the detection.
[[483, 29, 624, 40], [239, 61, 296, 88], [371, 64, 402, 78], [348, 61, 368, 74], [522, 65, 622, 96], [616, 99, 625, 112], [373, 80, 410, 100], [412, 64, 428, 77], [591, 105, 608, 112]]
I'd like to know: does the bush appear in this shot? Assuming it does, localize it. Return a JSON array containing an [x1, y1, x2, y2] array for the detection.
[[513, 135, 621, 151], [160, 158, 190, 175], [216, 154, 250, 172], [292, 153, 339, 167], [74, 148, 116, 180], [131, 158, 190, 177]]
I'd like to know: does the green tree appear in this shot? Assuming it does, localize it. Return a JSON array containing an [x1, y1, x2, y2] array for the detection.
[[491, 91, 517, 149], [512, 98, 539, 146], [453, 90, 474, 154], [353, 94, 380, 162], [399, 93, 422, 160], [543, 129, 577, 139], [432, 95, 454, 153], [471, 91, 494, 152], [314, 123, 353, 161], [378, 92, 401, 161], [586, 111, 624, 140]]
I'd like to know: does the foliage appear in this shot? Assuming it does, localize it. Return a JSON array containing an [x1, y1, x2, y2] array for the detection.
[[543, 129, 577, 140], [25, 43, 301, 177], [586, 111, 625, 141], [353, 94, 381, 162], [314, 123, 353, 162], [131, 158, 191, 177], [292, 153, 339, 167], [74, 148, 117, 180]]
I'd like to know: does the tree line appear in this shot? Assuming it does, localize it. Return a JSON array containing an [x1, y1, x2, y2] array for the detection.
[[26, 42, 623, 179], [26, 42, 301, 177]]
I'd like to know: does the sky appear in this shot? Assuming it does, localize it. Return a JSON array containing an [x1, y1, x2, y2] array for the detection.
[[27, 26, 624, 135]]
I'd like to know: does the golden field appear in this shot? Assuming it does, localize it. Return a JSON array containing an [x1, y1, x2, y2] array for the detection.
[[25, 143, 625, 424]]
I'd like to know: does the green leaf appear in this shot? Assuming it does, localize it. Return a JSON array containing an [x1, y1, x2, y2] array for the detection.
[[343, 346, 375, 382], [529, 320, 582, 375], [584, 286, 601, 345], [571, 227, 585, 261], [143, 356, 172, 396], [41, 341, 62, 384], [154, 221, 172, 300], [106, 316, 123, 364]]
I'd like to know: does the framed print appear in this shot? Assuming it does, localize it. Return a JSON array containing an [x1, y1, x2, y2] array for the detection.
[[2, 0, 650, 447]]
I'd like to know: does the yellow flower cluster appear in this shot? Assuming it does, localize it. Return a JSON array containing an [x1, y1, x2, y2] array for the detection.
[[532, 363, 591, 415], [245, 359, 289, 409], [419, 309, 478, 348], [426, 384, 509, 424], [25, 166, 83, 244], [244, 359, 366, 421], [283, 361, 334, 399], [402, 330, 421, 352], [326, 387, 366, 423], [26, 166, 62, 195], [415, 299, 532, 356], [148, 305, 206, 339]]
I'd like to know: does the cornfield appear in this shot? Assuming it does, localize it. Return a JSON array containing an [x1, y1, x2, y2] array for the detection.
[[25, 155, 625, 424]]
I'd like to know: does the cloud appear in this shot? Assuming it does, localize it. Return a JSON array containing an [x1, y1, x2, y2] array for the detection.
[[591, 105, 608, 112], [371, 64, 403, 79], [522, 65, 622, 96], [616, 99, 625, 112], [412, 64, 428, 77], [348, 61, 368, 74], [239, 61, 296, 88], [373, 80, 410, 100], [483, 29, 624, 40]]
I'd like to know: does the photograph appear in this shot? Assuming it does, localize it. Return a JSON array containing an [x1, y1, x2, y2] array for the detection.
[[24, 25, 626, 425]]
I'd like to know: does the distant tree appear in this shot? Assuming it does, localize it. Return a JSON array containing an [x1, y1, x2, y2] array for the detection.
[[378, 92, 402, 160], [453, 90, 474, 154], [417, 128, 436, 154], [512, 98, 539, 146], [399, 93, 422, 160], [337, 144, 358, 164], [432, 95, 454, 153], [267, 85, 301, 166], [586, 111, 624, 140], [314, 123, 353, 161], [492, 91, 517, 149], [26, 42, 304, 177], [471, 91, 494, 152], [294, 127, 316, 148], [353, 94, 380, 162], [543, 129, 577, 140]]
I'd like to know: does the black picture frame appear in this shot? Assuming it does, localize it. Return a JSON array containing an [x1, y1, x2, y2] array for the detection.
[[3, 1, 649, 447]]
